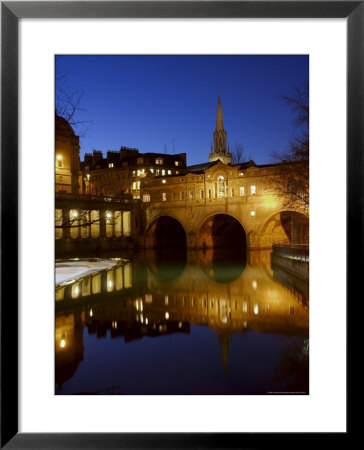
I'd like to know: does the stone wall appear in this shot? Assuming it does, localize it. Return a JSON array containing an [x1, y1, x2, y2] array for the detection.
[[270, 252, 309, 282]]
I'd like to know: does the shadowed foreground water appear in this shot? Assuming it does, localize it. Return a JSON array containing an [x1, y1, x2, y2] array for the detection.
[[55, 249, 309, 395]]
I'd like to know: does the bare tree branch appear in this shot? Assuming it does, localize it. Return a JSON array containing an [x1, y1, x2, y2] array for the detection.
[[55, 56, 93, 138], [56, 210, 122, 229], [231, 143, 245, 164], [271, 85, 309, 210]]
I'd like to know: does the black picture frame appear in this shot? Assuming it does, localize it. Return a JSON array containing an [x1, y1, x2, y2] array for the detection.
[[1, 1, 358, 448]]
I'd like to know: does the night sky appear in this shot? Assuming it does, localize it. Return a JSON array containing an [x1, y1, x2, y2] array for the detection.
[[56, 55, 308, 166]]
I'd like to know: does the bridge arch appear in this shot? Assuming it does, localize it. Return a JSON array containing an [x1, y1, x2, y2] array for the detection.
[[197, 212, 247, 250], [258, 209, 309, 248], [145, 214, 187, 249]]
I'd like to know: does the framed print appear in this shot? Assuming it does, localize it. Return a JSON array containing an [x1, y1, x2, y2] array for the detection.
[[1, 1, 358, 447]]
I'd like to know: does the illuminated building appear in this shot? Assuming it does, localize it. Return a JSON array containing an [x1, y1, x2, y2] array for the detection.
[[55, 114, 82, 194], [81, 147, 187, 199]]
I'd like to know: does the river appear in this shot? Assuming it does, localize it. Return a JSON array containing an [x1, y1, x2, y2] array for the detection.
[[55, 248, 309, 395]]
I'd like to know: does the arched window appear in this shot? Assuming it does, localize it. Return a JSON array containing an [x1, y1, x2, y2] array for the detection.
[[217, 176, 225, 198]]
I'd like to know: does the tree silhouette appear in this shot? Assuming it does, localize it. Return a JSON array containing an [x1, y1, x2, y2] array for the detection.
[[272, 84, 309, 208], [55, 56, 92, 139]]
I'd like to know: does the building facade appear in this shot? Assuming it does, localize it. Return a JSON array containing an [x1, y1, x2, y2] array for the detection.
[[55, 114, 82, 194], [81, 147, 187, 199]]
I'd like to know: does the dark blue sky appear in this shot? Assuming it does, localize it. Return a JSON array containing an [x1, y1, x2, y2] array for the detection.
[[56, 55, 308, 166]]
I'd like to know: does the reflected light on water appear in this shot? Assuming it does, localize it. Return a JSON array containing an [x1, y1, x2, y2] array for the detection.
[[55, 249, 309, 395]]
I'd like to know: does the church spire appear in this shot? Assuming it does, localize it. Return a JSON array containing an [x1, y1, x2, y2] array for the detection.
[[209, 94, 232, 165], [216, 94, 224, 131]]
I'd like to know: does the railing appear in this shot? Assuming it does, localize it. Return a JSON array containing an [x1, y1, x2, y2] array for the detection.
[[272, 240, 309, 261], [55, 192, 137, 203]]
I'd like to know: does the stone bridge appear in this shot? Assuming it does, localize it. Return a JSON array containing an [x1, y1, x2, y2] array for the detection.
[[140, 161, 308, 250]]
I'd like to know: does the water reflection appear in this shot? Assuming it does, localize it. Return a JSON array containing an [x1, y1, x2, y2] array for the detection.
[[199, 247, 246, 283], [146, 248, 187, 281], [55, 249, 309, 395]]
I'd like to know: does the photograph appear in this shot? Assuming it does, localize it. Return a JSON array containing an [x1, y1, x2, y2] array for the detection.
[[54, 54, 309, 395]]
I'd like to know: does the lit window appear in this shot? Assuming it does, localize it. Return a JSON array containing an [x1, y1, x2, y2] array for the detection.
[[156, 169, 160, 175], [108, 163, 114, 168], [162, 169, 166, 176], [175, 161, 181, 166], [162, 179, 166, 184], [150, 168, 154, 173], [251, 185, 256, 195], [217, 176, 225, 198], [143, 193, 150, 202], [240, 187, 245, 196], [55, 209, 63, 240], [162, 192, 167, 201], [132, 182, 136, 190], [167, 170, 172, 175], [136, 181, 140, 190], [137, 169, 141, 176], [106, 212, 113, 238], [156, 157, 163, 165], [91, 210, 100, 238], [56, 155, 63, 168]]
